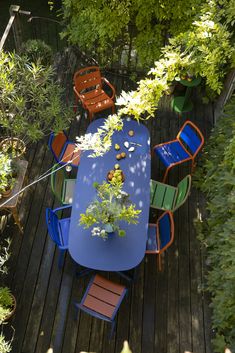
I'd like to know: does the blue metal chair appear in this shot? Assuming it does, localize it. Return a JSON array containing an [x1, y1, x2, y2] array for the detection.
[[74, 274, 127, 338], [48, 131, 81, 168], [45, 205, 71, 268], [146, 211, 174, 271], [153, 120, 204, 183]]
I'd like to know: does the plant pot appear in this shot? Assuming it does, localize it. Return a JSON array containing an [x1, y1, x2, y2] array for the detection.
[[4, 294, 16, 322], [0, 138, 26, 158], [1, 186, 14, 198]]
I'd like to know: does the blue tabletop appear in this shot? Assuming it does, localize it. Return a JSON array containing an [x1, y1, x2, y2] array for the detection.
[[68, 118, 151, 271]]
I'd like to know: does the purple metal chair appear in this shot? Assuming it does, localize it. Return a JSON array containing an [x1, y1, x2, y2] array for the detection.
[[153, 120, 204, 183], [46, 205, 71, 268], [74, 274, 127, 338], [48, 131, 81, 168], [146, 211, 174, 271]]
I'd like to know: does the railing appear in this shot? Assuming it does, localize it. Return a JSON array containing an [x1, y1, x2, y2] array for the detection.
[[0, 4, 64, 52]]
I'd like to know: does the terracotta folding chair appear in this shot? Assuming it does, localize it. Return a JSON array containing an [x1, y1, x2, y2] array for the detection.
[[73, 66, 116, 121], [74, 274, 127, 338]]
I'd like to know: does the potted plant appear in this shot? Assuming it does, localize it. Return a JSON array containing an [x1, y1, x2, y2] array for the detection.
[[0, 153, 17, 198], [80, 180, 141, 239], [0, 287, 16, 324], [0, 334, 12, 353], [0, 50, 72, 153]]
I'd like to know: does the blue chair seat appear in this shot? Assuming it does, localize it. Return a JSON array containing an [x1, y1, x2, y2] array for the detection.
[[146, 225, 158, 252], [154, 141, 190, 167]]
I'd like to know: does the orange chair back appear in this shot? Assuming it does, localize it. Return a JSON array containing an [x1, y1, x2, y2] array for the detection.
[[74, 66, 102, 93], [51, 132, 67, 159]]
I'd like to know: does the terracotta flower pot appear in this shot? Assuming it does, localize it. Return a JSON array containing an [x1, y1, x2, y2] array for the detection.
[[0, 137, 26, 158], [4, 294, 17, 322]]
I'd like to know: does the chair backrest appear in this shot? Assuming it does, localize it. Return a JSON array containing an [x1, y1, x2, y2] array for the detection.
[[50, 164, 65, 203], [48, 131, 68, 162], [46, 208, 63, 247], [73, 66, 102, 93], [157, 211, 174, 253], [178, 120, 204, 157], [173, 174, 191, 211]]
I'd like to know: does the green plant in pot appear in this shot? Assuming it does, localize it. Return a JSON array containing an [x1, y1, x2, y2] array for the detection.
[[0, 51, 72, 153], [80, 180, 141, 239], [0, 287, 16, 324], [0, 152, 16, 198], [0, 334, 11, 353]]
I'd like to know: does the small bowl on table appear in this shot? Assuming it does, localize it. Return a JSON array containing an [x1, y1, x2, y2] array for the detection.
[[107, 170, 125, 183]]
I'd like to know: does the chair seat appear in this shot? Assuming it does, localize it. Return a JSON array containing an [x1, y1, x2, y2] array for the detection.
[[154, 141, 190, 167], [61, 143, 81, 166], [150, 180, 177, 210], [146, 225, 158, 252], [82, 89, 114, 114], [58, 217, 70, 247], [79, 274, 127, 320], [62, 179, 76, 204]]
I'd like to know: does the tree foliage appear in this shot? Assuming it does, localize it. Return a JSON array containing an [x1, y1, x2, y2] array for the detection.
[[194, 95, 235, 353], [61, 0, 203, 67]]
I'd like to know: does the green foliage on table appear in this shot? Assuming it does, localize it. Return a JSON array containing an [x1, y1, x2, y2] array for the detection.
[[19, 39, 53, 66], [194, 95, 235, 352], [61, 0, 203, 67], [80, 180, 141, 239], [0, 153, 15, 196], [0, 51, 72, 147]]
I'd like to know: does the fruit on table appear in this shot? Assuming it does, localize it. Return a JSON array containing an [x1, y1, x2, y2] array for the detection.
[[107, 166, 125, 183], [116, 154, 122, 160], [121, 152, 126, 158], [114, 164, 120, 169], [115, 143, 120, 150], [128, 130, 134, 137]]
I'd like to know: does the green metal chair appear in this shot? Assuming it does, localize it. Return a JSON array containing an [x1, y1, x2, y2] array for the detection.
[[150, 174, 191, 212], [50, 164, 76, 205]]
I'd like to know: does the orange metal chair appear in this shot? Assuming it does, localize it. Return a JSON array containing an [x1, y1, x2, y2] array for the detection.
[[73, 66, 116, 121], [153, 120, 204, 183], [146, 211, 174, 271]]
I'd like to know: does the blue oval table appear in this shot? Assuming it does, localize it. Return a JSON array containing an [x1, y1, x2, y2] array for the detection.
[[68, 118, 151, 272]]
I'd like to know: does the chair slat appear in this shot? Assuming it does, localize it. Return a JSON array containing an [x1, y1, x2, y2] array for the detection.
[[162, 187, 175, 210], [89, 283, 121, 306], [152, 183, 166, 208], [180, 125, 201, 154], [83, 294, 115, 318], [94, 274, 125, 295], [51, 132, 67, 159], [63, 179, 76, 205]]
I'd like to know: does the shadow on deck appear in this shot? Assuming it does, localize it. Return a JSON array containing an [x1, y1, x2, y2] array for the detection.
[[2, 49, 214, 353]]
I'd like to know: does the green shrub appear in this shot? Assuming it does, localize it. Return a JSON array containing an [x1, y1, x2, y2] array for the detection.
[[20, 39, 53, 66], [0, 334, 11, 353], [194, 95, 235, 352], [0, 287, 13, 324]]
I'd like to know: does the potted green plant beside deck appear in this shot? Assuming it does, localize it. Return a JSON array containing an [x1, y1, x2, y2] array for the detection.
[[0, 153, 17, 199], [0, 50, 72, 152], [80, 180, 141, 239], [0, 287, 16, 324]]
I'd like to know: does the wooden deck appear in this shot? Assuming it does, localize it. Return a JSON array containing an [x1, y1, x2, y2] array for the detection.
[[2, 51, 214, 353]]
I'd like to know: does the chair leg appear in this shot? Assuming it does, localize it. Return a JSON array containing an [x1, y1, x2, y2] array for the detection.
[[73, 95, 78, 113], [74, 302, 80, 320], [162, 166, 171, 183], [110, 320, 116, 339], [157, 253, 162, 271], [58, 249, 65, 269]]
